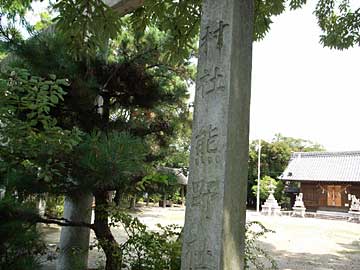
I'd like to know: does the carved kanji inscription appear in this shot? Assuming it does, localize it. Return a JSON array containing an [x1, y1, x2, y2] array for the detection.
[[195, 124, 221, 165], [200, 20, 230, 55], [197, 66, 226, 99]]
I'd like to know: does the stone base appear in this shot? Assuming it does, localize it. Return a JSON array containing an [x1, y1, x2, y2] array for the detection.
[[292, 207, 306, 218], [261, 206, 281, 216], [348, 211, 360, 222]]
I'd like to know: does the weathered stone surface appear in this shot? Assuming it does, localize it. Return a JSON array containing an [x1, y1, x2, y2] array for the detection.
[[103, 0, 144, 15], [57, 193, 93, 270], [181, 0, 254, 269]]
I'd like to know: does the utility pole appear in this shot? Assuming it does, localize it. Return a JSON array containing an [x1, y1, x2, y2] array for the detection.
[[256, 138, 261, 212]]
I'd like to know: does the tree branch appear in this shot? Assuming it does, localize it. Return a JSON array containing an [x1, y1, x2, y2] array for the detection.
[[39, 214, 94, 229], [1, 207, 94, 229]]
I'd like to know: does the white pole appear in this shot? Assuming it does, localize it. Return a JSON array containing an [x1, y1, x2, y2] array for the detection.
[[256, 139, 261, 212]]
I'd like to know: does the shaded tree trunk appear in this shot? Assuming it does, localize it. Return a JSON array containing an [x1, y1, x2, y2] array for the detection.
[[129, 195, 136, 209], [93, 190, 122, 270], [114, 189, 123, 207], [180, 186, 185, 206]]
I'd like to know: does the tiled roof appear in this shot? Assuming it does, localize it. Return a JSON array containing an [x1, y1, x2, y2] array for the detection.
[[279, 151, 360, 182]]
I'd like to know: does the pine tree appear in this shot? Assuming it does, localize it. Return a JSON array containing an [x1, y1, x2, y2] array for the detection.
[[0, 21, 193, 269]]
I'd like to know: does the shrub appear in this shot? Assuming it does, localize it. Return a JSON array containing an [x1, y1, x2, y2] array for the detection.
[[95, 210, 277, 270], [0, 199, 47, 270], [245, 221, 278, 270], [45, 195, 65, 218], [111, 211, 181, 270]]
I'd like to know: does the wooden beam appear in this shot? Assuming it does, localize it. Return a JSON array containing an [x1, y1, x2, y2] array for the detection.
[[103, 0, 145, 16]]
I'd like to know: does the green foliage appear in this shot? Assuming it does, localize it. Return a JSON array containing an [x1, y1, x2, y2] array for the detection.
[[0, 0, 33, 50], [0, 68, 82, 195], [99, 210, 276, 270], [0, 198, 47, 270], [140, 171, 181, 204], [168, 190, 182, 203], [91, 210, 181, 270], [0, 69, 68, 127], [0, 22, 192, 269], [315, 0, 360, 49], [120, 216, 181, 270], [141, 172, 177, 187], [73, 131, 147, 190], [0, 0, 32, 18], [128, 0, 310, 61], [34, 12, 53, 31], [245, 221, 278, 270], [289, 0, 307, 10], [45, 195, 65, 217], [251, 175, 285, 204], [130, 0, 360, 55], [54, 0, 122, 59], [0, 0, 359, 62], [0, 3, 193, 270], [130, 0, 201, 63]]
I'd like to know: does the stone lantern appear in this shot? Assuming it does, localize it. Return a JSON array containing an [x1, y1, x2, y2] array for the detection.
[[261, 182, 281, 216]]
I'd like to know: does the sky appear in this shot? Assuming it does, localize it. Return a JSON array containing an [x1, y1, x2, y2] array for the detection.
[[28, 1, 360, 151], [250, 2, 360, 151]]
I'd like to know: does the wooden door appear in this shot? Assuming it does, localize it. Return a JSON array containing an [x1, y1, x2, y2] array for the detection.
[[327, 185, 342, 207], [301, 183, 319, 209]]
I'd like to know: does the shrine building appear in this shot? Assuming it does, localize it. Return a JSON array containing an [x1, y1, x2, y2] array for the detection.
[[279, 151, 360, 212]]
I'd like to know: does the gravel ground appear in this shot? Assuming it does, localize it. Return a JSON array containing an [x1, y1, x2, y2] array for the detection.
[[41, 206, 360, 270], [249, 213, 360, 270]]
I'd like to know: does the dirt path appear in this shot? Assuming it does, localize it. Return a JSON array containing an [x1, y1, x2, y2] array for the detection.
[[41, 207, 360, 270]]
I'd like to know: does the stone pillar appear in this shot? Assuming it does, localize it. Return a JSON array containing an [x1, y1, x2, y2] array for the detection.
[[57, 193, 93, 270], [181, 0, 254, 269]]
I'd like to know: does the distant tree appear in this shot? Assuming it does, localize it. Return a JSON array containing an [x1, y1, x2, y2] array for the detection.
[[247, 134, 325, 207], [251, 175, 284, 203], [252, 176, 275, 202]]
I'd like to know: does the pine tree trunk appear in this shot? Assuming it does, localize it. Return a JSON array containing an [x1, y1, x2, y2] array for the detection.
[[94, 190, 122, 270], [57, 193, 93, 270]]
